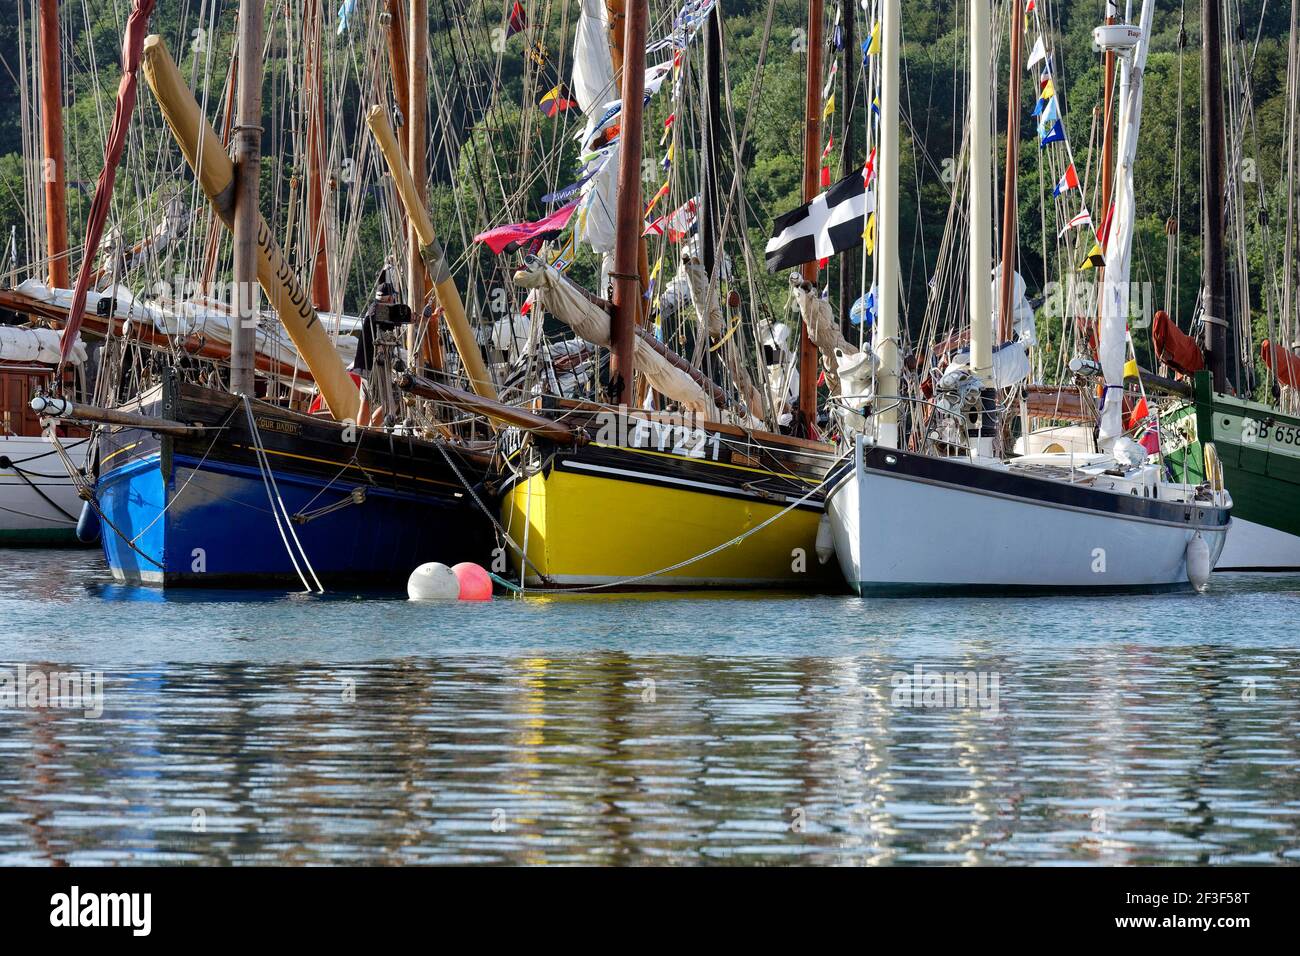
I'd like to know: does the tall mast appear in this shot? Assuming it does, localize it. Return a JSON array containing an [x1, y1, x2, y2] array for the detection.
[[968, 0, 994, 456], [1096, 1, 1117, 323], [837, 1, 857, 330], [1201, 0, 1228, 392], [199, 47, 238, 297], [605, 0, 652, 327], [38, 0, 69, 288], [996, 0, 1023, 342], [231, 0, 263, 396], [609, 0, 646, 405], [305, 0, 331, 311], [700, 7, 723, 279], [408, 0, 439, 368], [874, 0, 900, 447], [797, 0, 824, 438], [1284, 0, 1299, 361]]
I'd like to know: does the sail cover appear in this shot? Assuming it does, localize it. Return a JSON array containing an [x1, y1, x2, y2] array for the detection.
[[513, 257, 710, 412], [1097, 0, 1154, 448], [1152, 309, 1205, 376]]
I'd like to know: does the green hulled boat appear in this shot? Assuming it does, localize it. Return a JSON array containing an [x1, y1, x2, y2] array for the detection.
[[1163, 373, 1300, 570]]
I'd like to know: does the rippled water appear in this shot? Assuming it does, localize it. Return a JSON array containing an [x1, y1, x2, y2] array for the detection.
[[0, 547, 1297, 865]]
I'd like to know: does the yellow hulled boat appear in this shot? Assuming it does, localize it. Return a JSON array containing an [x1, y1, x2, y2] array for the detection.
[[497, 402, 840, 590]]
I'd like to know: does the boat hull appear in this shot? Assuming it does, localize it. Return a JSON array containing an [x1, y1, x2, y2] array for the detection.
[[1162, 372, 1300, 571], [0, 434, 90, 546], [498, 440, 838, 590], [95, 379, 493, 587], [1214, 516, 1300, 571], [827, 441, 1230, 594]]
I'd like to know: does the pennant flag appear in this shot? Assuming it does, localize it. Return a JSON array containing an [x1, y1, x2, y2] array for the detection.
[[644, 180, 671, 217], [1098, 201, 1116, 246], [541, 174, 592, 204], [337, 0, 358, 34], [849, 286, 877, 326], [1026, 36, 1047, 71], [664, 198, 698, 242], [1058, 206, 1092, 237], [1039, 119, 1065, 148], [1052, 163, 1079, 196], [645, 62, 673, 97], [539, 84, 579, 117], [823, 93, 836, 121], [506, 1, 526, 37], [661, 142, 675, 170], [1079, 241, 1105, 270], [475, 201, 578, 254], [1037, 95, 1059, 128], [823, 61, 839, 101], [1127, 396, 1149, 430], [766, 170, 875, 271]]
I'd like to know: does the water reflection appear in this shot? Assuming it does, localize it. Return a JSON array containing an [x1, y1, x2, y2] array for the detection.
[[1, 649, 1296, 865]]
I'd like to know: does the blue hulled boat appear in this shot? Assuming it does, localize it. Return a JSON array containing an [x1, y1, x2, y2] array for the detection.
[[94, 374, 495, 587]]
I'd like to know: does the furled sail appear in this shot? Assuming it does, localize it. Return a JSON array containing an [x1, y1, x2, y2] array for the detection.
[[1097, 0, 1154, 448], [788, 274, 858, 393], [513, 257, 711, 412]]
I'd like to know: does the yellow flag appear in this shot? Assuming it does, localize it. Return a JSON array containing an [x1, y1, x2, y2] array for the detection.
[[1079, 241, 1104, 270], [1123, 358, 1140, 381], [1039, 78, 1056, 102], [867, 22, 881, 56], [863, 212, 877, 256], [823, 93, 836, 121]]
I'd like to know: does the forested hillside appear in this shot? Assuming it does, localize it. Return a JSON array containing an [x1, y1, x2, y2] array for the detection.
[[0, 0, 1294, 393]]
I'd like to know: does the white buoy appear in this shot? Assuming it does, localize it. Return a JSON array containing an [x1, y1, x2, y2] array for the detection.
[[1185, 533, 1211, 592], [815, 513, 835, 565], [407, 562, 460, 600]]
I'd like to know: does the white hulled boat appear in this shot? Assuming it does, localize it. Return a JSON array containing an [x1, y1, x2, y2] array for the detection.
[[826, 0, 1231, 593]]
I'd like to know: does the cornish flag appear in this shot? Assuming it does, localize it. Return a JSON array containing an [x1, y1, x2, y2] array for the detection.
[[765, 171, 874, 272]]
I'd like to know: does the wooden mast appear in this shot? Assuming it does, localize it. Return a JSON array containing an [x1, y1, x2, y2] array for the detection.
[[199, 46, 238, 297], [797, 0, 824, 438], [37, 0, 69, 288], [605, 0, 652, 324], [231, 0, 263, 396], [700, 6, 723, 280], [305, 0, 331, 311], [838, 0, 857, 330], [608, 0, 647, 404], [1201, 0, 1228, 392], [1284, 0, 1299, 358], [407, 0, 442, 370], [996, 0, 1023, 342]]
